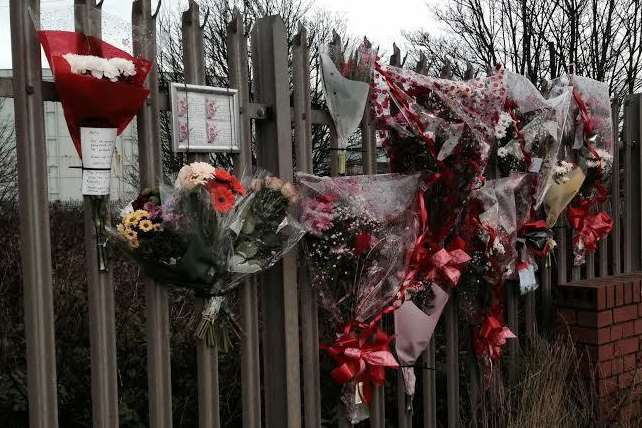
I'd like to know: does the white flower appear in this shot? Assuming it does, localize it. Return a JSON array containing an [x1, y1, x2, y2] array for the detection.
[[63, 53, 136, 82], [497, 141, 523, 160], [494, 112, 514, 140], [119, 203, 134, 219], [553, 160, 574, 183], [492, 238, 505, 255], [175, 162, 215, 190], [586, 148, 613, 172]]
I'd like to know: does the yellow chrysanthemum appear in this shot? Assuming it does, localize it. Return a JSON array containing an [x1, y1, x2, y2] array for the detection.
[[153, 223, 163, 232], [123, 213, 139, 227], [139, 219, 154, 232], [129, 239, 140, 249], [117, 223, 126, 233], [133, 209, 149, 219], [124, 229, 137, 241]]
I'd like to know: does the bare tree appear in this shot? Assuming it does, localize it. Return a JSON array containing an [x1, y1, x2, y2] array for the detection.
[[155, 0, 347, 178], [404, 0, 642, 98], [0, 99, 16, 205]]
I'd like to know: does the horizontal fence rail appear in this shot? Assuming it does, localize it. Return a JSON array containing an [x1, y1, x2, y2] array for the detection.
[[7, 2, 642, 428]]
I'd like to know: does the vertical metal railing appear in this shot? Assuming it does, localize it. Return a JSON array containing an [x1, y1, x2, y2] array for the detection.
[[251, 15, 302, 428], [74, 2, 120, 426], [11, 4, 639, 427], [226, 9, 263, 428], [609, 100, 622, 276], [10, 1, 59, 427], [181, 3, 221, 427], [132, 2, 173, 427], [293, 23, 323, 428]]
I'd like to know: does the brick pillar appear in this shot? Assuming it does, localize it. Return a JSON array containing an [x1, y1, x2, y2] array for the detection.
[[556, 273, 642, 422]]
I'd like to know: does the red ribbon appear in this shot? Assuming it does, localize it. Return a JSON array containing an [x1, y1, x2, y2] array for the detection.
[[474, 313, 516, 361], [573, 89, 594, 136], [426, 247, 471, 287], [322, 321, 399, 405], [567, 206, 613, 252]]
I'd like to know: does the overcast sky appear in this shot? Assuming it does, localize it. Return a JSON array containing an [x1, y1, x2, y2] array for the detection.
[[0, 0, 440, 68]]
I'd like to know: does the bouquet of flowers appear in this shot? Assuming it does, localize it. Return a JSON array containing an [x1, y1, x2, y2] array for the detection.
[[37, 25, 152, 270], [497, 71, 571, 208], [544, 75, 614, 264], [298, 173, 420, 424], [457, 175, 530, 381], [371, 63, 506, 251], [112, 162, 304, 348], [320, 38, 375, 173]]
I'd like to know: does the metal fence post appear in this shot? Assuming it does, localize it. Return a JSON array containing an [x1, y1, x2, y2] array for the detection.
[[10, 1, 59, 427], [226, 9, 263, 428], [74, 2, 120, 426], [609, 100, 622, 276], [293, 23, 322, 428], [181, 3, 221, 427], [132, 3, 173, 428], [251, 15, 302, 428]]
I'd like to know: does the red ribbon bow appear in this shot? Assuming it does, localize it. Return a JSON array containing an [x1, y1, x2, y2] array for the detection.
[[567, 205, 613, 252], [474, 314, 516, 361], [322, 322, 399, 405], [426, 248, 471, 287]]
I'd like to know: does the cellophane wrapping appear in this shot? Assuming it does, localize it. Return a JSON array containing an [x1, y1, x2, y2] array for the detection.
[[501, 71, 570, 209], [37, 30, 152, 154], [371, 64, 506, 244], [110, 163, 304, 346], [299, 173, 419, 324], [298, 172, 419, 423]]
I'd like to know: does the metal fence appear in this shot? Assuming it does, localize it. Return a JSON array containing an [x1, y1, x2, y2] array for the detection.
[[6, 1, 642, 428]]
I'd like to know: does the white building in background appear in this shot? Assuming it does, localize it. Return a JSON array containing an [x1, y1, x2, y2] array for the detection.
[[0, 69, 139, 201]]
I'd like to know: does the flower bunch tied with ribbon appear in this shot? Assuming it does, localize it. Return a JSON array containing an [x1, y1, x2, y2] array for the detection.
[[544, 75, 614, 265], [298, 173, 420, 424], [111, 162, 304, 349], [37, 23, 153, 270]]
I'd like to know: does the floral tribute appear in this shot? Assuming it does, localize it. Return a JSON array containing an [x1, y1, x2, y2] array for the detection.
[[37, 29, 153, 270], [38, 30, 152, 155], [112, 162, 304, 348], [370, 62, 522, 388], [299, 173, 420, 424]]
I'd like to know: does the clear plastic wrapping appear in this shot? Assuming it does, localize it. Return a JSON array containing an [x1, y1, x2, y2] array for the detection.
[[110, 163, 304, 346], [298, 172, 420, 423]]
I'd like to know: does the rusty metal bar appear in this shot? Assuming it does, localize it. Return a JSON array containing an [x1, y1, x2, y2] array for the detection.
[[396, 371, 411, 428], [181, 3, 221, 428], [610, 100, 622, 276], [524, 291, 536, 339], [505, 283, 518, 383], [541, 257, 552, 332], [132, 3, 173, 428], [226, 9, 262, 428], [0, 76, 336, 126], [623, 96, 634, 273], [10, 2, 59, 427], [445, 289, 459, 428], [251, 15, 302, 428], [74, 3, 120, 426], [293, 24, 322, 428], [422, 340, 436, 428]]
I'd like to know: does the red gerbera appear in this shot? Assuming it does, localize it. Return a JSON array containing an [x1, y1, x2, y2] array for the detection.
[[230, 177, 245, 195], [208, 182, 236, 213], [213, 168, 233, 183]]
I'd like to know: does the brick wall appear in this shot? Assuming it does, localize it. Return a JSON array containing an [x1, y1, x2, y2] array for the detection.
[[556, 273, 642, 421]]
